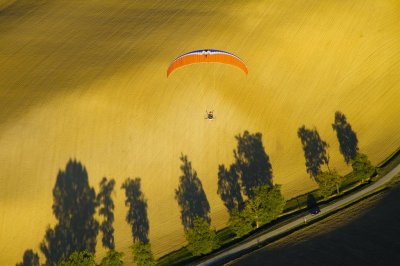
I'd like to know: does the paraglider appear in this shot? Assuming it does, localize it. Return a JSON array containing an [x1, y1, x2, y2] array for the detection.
[[167, 49, 248, 120], [167, 49, 248, 77]]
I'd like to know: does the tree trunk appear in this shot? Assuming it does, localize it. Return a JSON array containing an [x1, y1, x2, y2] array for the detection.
[[336, 183, 340, 194]]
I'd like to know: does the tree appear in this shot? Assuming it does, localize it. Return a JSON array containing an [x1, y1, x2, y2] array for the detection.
[[16, 249, 39, 266], [228, 209, 253, 238], [121, 178, 150, 243], [175, 154, 210, 230], [297, 126, 330, 179], [58, 251, 95, 266], [316, 170, 343, 199], [217, 164, 244, 213], [351, 153, 375, 182], [97, 177, 116, 250], [40, 160, 99, 266], [131, 242, 155, 266], [234, 131, 273, 198], [332, 111, 359, 164], [244, 185, 285, 228], [184, 217, 220, 256], [100, 250, 124, 266]]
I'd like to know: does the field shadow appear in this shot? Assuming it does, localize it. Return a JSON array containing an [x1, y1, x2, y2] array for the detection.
[[297, 126, 330, 179], [40, 159, 99, 265], [332, 111, 359, 164], [234, 131, 273, 198], [97, 177, 116, 250], [16, 249, 40, 266], [217, 164, 244, 213], [121, 177, 150, 243], [175, 154, 210, 229], [0, 2, 221, 127]]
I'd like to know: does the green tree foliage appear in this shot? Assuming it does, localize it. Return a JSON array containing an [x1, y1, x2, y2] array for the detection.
[[351, 153, 375, 182], [332, 111, 359, 164], [228, 209, 253, 238], [297, 126, 330, 179], [97, 177, 116, 250], [244, 185, 285, 228], [99, 250, 124, 266], [16, 249, 39, 266], [234, 131, 273, 198], [40, 160, 99, 266], [184, 217, 220, 256], [58, 251, 95, 266], [217, 164, 244, 213], [131, 242, 155, 266], [121, 178, 149, 243], [316, 170, 343, 199], [175, 154, 210, 229]]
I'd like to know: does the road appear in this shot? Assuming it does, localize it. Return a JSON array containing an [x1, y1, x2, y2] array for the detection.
[[196, 163, 400, 266]]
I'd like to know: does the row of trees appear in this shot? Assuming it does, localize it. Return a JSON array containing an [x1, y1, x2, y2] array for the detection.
[[16, 111, 376, 265], [176, 111, 376, 258], [17, 128, 284, 265], [220, 132, 285, 238], [175, 130, 286, 256], [298, 111, 375, 199], [17, 162, 154, 266]]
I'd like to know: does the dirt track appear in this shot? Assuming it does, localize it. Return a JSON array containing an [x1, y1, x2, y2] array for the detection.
[[1, 1, 400, 264]]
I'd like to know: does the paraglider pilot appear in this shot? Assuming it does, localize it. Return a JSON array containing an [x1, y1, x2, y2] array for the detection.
[[206, 110, 214, 120]]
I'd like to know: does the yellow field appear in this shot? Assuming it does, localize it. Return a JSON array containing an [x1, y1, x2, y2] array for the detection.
[[1, 0, 399, 264]]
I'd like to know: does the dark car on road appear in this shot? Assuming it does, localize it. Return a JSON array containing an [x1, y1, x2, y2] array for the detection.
[[309, 206, 321, 215], [307, 194, 321, 215]]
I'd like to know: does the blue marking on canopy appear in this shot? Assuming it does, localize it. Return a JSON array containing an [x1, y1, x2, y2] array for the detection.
[[173, 49, 244, 62]]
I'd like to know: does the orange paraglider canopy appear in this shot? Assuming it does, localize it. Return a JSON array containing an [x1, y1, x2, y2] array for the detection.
[[167, 49, 248, 77]]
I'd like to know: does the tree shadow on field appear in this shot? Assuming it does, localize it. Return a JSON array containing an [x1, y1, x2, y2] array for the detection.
[[297, 126, 330, 179], [40, 159, 99, 266], [121, 177, 150, 243], [16, 249, 40, 266], [217, 164, 244, 213], [97, 177, 116, 250], [175, 154, 211, 230], [332, 111, 359, 164], [234, 131, 273, 198]]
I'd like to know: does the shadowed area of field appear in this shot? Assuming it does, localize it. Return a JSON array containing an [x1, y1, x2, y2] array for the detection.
[[0, 0, 400, 264], [230, 180, 400, 266]]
